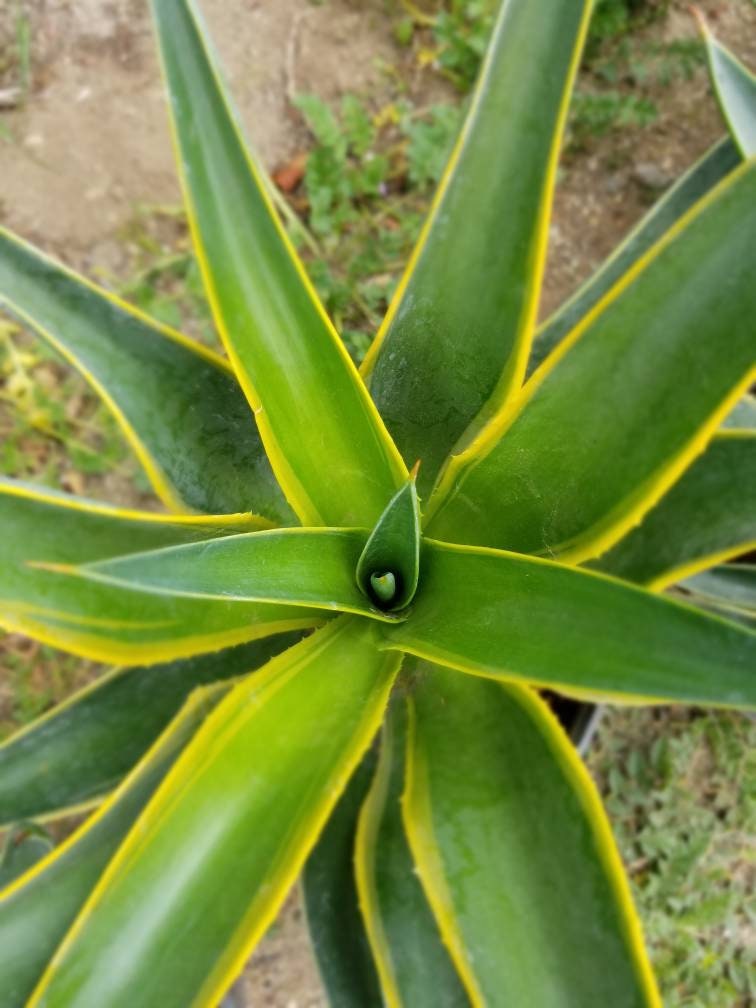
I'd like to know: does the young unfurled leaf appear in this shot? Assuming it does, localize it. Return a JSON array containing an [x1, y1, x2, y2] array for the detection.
[[356, 473, 421, 611]]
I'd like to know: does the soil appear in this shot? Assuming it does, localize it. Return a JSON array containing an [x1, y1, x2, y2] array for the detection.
[[1, 1, 755, 1005]]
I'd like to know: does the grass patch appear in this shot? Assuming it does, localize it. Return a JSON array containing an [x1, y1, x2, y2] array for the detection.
[[590, 708, 755, 1007]]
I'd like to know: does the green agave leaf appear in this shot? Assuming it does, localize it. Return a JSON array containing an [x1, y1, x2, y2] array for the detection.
[[723, 393, 756, 429], [0, 480, 319, 663], [680, 564, 756, 619], [380, 540, 756, 708], [0, 476, 268, 545], [677, 597, 755, 631], [354, 699, 469, 1007], [1, 593, 316, 669], [698, 15, 756, 157], [363, 0, 593, 496], [0, 633, 300, 827], [0, 228, 293, 521], [356, 475, 421, 611], [403, 664, 660, 1007], [0, 825, 53, 890], [63, 528, 401, 623], [593, 432, 755, 588], [529, 137, 741, 375], [303, 753, 383, 1008], [27, 620, 400, 1008], [427, 161, 756, 562], [151, 0, 406, 526], [0, 681, 228, 1007]]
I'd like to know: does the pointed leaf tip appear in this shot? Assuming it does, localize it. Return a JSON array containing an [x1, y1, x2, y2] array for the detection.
[[697, 13, 756, 156]]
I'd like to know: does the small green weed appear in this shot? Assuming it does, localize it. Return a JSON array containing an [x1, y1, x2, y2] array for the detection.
[[585, 0, 670, 61], [429, 1, 498, 92], [569, 90, 658, 148], [590, 36, 705, 89]]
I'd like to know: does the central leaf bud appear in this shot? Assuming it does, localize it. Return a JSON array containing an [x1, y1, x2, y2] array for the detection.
[[356, 470, 421, 613], [369, 571, 398, 605]]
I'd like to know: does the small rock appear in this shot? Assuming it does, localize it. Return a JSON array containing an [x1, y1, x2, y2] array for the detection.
[[0, 86, 22, 109], [632, 162, 672, 191]]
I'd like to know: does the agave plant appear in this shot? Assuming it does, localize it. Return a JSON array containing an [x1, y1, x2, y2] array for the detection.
[[0, 1, 754, 1005]]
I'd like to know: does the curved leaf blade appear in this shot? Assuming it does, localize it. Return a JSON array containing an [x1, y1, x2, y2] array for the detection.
[[529, 137, 741, 375], [681, 564, 756, 616], [0, 228, 293, 521], [594, 432, 756, 588], [381, 540, 756, 707], [63, 528, 400, 623], [0, 682, 227, 1007], [0, 825, 53, 890], [0, 475, 266, 589], [679, 564, 756, 621], [698, 16, 756, 157], [28, 620, 400, 1008], [363, 0, 593, 496], [0, 633, 300, 827], [0, 480, 318, 663], [303, 753, 383, 1008], [354, 700, 469, 1007], [151, 0, 406, 526], [403, 664, 660, 1008], [723, 393, 756, 429], [1, 593, 316, 669], [427, 161, 756, 562]]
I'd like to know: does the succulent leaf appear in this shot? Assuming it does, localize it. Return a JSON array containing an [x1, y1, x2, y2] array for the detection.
[[363, 0, 594, 498], [151, 0, 407, 526], [303, 752, 384, 1008], [697, 13, 756, 157], [0, 479, 315, 664], [0, 682, 229, 1006], [427, 162, 756, 563], [403, 665, 661, 1007], [0, 634, 300, 827], [354, 699, 468, 1007], [593, 431, 756, 589], [26, 621, 400, 1008], [381, 539, 756, 708], [0, 229, 293, 521], [529, 137, 742, 375]]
